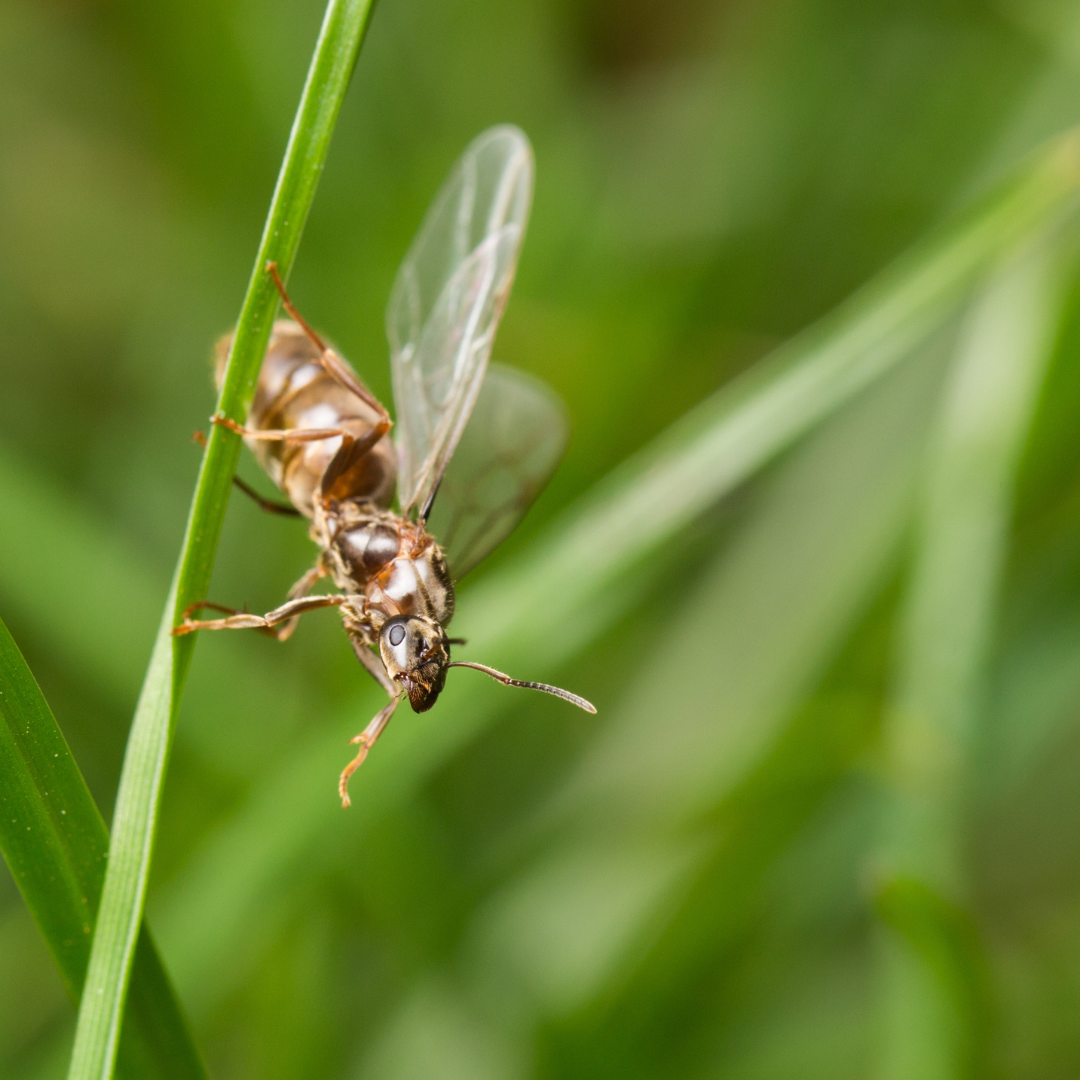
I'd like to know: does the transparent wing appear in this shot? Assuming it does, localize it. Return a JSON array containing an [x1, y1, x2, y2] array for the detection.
[[426, 364, 568, 579], [387, 125, 534, 514]]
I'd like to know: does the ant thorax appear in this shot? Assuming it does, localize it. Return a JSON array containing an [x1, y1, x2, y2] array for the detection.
[[315, 498, 455, 635]]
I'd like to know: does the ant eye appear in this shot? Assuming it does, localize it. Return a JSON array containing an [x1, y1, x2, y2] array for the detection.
[[388, 624, 406, 647]]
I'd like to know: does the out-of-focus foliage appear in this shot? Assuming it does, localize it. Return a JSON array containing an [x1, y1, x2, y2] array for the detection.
[[4, 1, 1080, 1078]]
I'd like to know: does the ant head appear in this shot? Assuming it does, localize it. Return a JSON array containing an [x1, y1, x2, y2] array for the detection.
[[379, 615, 449, 712]]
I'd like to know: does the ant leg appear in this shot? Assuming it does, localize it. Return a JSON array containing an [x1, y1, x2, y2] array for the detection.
[[350, 635, 398, 697], [213, 414, 391, 466], [319, 349, 392, 425], [264, 262, 329, 352], [318, 417, 392, 505], [232, 475, 302, 517], [173, 593, 345, 637], [274, 562, 329, 642], [193, 430, 300, 515], [171, 601, 284, 641], [212, 414, 352, 443], [338, 695, 402, 807], [265, 262, 391, 424]]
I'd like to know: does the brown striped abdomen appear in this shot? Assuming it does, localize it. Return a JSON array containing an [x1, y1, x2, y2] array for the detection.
[[216, 319, 397, 518]]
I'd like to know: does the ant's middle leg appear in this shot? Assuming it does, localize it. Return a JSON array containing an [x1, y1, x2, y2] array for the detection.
[[274, 561, 329, 642], [173, 592, 345, 638]]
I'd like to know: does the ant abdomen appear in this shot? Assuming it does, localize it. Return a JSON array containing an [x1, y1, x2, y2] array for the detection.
[[215, 319, 397, 518]]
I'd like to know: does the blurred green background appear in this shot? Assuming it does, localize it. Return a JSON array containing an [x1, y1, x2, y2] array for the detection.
[[6, 0, 1080, 1077]]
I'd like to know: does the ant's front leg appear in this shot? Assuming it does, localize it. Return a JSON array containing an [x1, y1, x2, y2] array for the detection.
[[335, 633, 403, 806], [173, 592, 345, 638], [338, 693, 403, 807], [349, 634, 397, 696]]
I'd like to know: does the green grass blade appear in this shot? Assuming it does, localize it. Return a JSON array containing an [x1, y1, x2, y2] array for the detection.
[[0, 446, 313, 790], [0, 615, 205, 1080], [66, 2, 378, 1077], [157, 132, 1080, 1011], [473, 132, 1080, 640], [874, 234, 1073, 1078]]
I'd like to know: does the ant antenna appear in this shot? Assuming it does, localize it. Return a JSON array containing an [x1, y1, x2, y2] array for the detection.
[[447, 661, 596, 712]]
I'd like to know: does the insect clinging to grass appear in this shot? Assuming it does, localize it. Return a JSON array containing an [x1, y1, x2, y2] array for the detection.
[[175, 127, 595, 806]]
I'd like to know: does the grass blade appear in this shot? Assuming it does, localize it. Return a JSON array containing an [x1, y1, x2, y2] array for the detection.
[[874, 233, 1073, 1078], [0, 615, 205, 1080], [66, 2, 378, 1077]]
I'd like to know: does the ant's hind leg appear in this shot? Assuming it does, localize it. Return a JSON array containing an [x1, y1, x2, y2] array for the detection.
[[192, 430, 300, 515], [231, 475, 302, 517], [173, 592, 345, 638], [264, 262, 391, 424], [212, 414, 353, 444], [339, 695, 402, 807]]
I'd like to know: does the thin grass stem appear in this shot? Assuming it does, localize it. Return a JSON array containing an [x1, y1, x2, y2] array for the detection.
[[65, 2, 378, 1077], [0, 615, 205, 1080]]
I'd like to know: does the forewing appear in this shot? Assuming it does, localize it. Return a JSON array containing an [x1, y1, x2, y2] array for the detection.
[[387, 126, 534, 514], [426, 364, 569, 579]]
